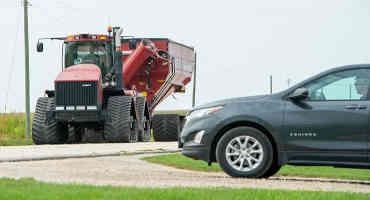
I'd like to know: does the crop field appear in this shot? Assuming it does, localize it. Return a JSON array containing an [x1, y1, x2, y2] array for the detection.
[[0, 113, 32, 146]]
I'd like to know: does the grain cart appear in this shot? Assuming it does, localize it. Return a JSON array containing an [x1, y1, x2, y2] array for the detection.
[[33, 26, 195, 144]]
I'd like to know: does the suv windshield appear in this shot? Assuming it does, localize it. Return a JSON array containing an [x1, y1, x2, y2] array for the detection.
[[65, 41, 112, 76]]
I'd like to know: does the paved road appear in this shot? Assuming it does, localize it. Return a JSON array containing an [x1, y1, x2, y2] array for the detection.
[[0, 142, 179, 162], [0, 152, 368, 193]]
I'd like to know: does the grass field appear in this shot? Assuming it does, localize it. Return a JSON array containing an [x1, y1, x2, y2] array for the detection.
[[143, 153, 370, 181], [0, 178, 368, 200], [0, 113, 32, 146]]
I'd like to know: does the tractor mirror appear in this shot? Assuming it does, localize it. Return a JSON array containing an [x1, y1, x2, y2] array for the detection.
[[128, 39, 137, 50], [36, 42, 44, 52]]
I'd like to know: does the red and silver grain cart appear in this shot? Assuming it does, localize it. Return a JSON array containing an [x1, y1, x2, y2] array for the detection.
[[32, 26, 195, 144]]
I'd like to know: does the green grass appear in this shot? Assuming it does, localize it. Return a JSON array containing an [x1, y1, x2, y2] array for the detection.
[[143, 153, 370, 181], [0, 113, 33, 146], [0, 178, 368, 200]]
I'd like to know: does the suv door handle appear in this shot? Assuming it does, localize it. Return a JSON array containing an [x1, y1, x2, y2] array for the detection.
[[357, 105, 367, 110], [345, 105, 367, 110], [345, 105, 358, 110]]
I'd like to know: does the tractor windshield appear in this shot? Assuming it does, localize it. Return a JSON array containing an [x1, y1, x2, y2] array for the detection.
[[65, 41, 112, 76]]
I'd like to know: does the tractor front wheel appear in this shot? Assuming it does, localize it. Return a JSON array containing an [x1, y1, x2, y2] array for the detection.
[[104, 96, 138, 143], [32, 97, 67, 145]]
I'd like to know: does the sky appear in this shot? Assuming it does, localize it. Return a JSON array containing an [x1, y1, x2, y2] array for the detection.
[[1, 0, 370, 112]]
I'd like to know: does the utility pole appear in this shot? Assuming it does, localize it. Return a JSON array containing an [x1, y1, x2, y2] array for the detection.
[[192, 52, 197, 108], [269, 75, 272, 94], [23, 0, 31, 138]]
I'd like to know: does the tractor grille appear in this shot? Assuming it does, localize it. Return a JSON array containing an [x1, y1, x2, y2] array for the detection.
[[55, 81, 98, 106]]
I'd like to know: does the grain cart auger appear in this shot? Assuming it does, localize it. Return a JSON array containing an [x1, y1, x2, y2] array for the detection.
[[32, 26, 195, 144]]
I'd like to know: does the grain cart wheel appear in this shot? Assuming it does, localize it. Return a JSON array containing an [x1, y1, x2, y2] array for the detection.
[[32, 97, 68, 144], [152, 114, 180, 141], [104, 96, 138, 143], [216, 127, 273, 178]]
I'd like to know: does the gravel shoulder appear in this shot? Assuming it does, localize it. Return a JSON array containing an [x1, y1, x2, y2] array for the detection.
[[0, 153, 368, 193]]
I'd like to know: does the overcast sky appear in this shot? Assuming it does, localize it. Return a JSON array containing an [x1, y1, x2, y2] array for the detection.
[[1, 0, 370, 112]]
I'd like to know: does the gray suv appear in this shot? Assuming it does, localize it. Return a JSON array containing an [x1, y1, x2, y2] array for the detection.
[[180, 64, 370, 178]]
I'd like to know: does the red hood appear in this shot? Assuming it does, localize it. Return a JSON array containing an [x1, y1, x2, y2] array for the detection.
[[55, 64, 101, 82]]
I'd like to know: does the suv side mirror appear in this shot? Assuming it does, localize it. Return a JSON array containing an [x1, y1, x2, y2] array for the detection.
[[36, 42, 44, 52], [288, 87, 309, 101]]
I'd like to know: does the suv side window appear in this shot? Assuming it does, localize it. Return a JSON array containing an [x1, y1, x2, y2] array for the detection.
[[304, 69, 370, 101]]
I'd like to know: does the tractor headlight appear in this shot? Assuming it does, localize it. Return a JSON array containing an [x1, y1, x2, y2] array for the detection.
[[186, 106, 223, 121]]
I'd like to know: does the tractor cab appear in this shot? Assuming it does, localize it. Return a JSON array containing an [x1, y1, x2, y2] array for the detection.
[[63, 34, 113, 77], [37, 27, 124, 91]]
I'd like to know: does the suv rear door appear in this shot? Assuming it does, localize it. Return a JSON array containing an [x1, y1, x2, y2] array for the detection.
[[283, 68, 370, 165]]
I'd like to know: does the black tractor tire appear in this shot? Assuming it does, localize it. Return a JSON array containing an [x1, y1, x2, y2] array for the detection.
[[152, 114, 180, 141], [32, 97, 68, 145], [136, 97, 151, 142], [216, 127, 274, 178], [104, 96, 137, 143]]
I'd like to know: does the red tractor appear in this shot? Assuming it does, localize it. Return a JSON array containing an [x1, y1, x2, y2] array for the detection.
[[33, 26, 195, 144]]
